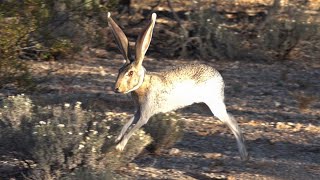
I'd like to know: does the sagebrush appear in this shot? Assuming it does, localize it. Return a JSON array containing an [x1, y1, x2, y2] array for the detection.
[[0, 95, 152, 179]]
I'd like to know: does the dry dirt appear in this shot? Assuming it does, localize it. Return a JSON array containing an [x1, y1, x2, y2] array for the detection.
[[8, 51, 317, 180]]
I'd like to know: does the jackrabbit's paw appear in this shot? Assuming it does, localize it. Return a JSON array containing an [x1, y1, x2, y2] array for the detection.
[[115, 141, 127, 151]]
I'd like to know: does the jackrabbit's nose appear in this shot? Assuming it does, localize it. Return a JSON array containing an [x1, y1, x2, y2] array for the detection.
[[114, 87, 120, 93]]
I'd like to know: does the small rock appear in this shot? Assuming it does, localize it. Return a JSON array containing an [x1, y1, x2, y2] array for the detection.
[[287, 122, 295, 126], [203, 153, 223, 159], [276, 122, 291, 129], [99, 69, 107, 76], [203, 172, 227, 179], [168, 148, 180, 155], [293, 123, 303, 132], [151, 173, 157, 178], [274, 101, 281, 107], [127, 163, 138, 169], [228, 175, 236, 180]]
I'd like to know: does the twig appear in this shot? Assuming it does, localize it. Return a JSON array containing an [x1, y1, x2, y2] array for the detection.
[[166, 0, 188, 38]]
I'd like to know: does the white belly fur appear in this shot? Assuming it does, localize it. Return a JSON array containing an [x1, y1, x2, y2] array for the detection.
[[150, 79, 223, 113]]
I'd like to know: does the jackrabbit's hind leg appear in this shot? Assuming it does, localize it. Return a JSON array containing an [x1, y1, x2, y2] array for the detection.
[[206, 101, 249, 161]]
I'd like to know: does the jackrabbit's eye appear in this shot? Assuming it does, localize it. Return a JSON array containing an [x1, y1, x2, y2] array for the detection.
[[128, 71, 134, 77]]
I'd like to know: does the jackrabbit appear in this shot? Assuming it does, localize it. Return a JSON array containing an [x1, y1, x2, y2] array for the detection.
[[107, 12, 249, 160]]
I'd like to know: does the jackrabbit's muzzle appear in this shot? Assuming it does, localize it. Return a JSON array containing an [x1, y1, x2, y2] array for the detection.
[[114, 87, 120, 93]]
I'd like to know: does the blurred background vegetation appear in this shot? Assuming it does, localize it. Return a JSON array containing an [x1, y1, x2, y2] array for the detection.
[[0, 0, 319, 179], [0, 0, 115, 90], [0, 0, 319, 90]]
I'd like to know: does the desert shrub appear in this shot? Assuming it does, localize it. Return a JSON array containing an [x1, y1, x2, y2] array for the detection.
[[0, 14, 33, 89], [173, 0, 319, 61], [144, 112, 185, 154], [0, 94, 35, 154], [0, 0, 120, 89], [0, 95, 152, 179], [257, 13, 319, 60], [0, 0, 117, 60]]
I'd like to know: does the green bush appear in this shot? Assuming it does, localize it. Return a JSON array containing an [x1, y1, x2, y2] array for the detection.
[[144, 112, 185, 154], [0, 95, 152, 179], [0, 0, 119, 89], [0, 15, 33, 89]]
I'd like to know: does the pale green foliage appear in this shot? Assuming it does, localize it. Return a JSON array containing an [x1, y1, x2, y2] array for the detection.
[[0, 95, 152, 179], [0, 94, 33, 128], [0, 95, 35, 153]]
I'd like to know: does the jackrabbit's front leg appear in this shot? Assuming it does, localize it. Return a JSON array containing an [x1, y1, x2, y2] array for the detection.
[[115, 112, 150, 151], [115, 111, 140, 143]]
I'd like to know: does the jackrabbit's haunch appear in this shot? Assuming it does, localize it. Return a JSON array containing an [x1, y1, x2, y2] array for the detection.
[[107, 12, 249, 160]]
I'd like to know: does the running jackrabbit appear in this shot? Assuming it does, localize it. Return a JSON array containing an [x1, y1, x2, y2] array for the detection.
[[107, 12, 248, 160]]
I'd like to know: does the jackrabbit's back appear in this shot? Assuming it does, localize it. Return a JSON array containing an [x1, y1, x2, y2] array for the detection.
[[161, 64, 221, 83], [147, 64, 225, 113]]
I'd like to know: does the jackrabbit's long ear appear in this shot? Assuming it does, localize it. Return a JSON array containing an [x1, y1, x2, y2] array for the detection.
[[107, 12, 132, 63], [134, 13, 157, 67]]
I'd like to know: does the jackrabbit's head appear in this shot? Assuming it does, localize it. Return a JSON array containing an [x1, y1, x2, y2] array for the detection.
[[107, 12, 156, 93]]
